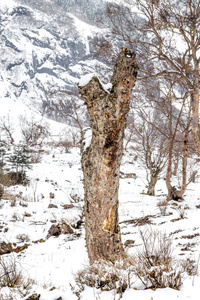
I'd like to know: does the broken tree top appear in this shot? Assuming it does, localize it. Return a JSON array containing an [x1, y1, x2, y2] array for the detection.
[[78, 48, 138, 93], [78, 73, 113, 93]]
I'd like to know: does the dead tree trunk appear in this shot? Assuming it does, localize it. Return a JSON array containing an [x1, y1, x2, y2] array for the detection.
[[78, 48, 138, 264], [147, 167, 160, 196]]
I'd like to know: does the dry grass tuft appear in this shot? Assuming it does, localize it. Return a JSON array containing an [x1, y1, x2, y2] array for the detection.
[[73, 258, 135, 298], [133, 228, 184, 290], [157, 200, 168, 216]]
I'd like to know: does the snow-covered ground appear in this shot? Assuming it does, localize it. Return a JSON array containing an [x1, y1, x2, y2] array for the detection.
[[0, 129, 200, 299], [0, 0, 199, 298]]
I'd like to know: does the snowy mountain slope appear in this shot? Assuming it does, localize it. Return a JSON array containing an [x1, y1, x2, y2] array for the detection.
[[0, 0, 111, 120]]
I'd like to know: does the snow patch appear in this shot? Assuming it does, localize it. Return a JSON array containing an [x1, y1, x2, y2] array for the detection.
[[0, 0, 15, 8], [78, 73, 112, 93], [68, 12, 107, 56], [83, 127, 92, 151], [78, 73, 96, 87], [102, 82, 112, 93]]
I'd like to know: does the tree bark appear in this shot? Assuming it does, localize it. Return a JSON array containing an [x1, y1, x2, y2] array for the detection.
[[166, 105, 191, 201], [166, 137, 173, 201], [191, 89, 200, 156], [147, 168, 160, 196], [78, 48, 138, 264], [175, 106, 191, 199]]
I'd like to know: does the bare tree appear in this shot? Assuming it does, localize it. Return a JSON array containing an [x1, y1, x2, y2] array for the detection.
[[48, 90, 88, 153], [78, 48, 138, 264], [0, 116, 15, 145], [129, 74, 193, 200], [131, 113, 168, 196], [106, 0, 200, 155], [19, 116, 49, 147], [157, 81, 193, 201]]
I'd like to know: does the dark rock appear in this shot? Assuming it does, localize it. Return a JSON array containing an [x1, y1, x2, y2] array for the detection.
[[0, 242, 12, 255], [62, 204, 74, 209], [49, 192, 55, 199], [47, 221, 74, 238], [0, 242, 29, 255], [24, 212, 32, 217], [120, 171, 137, 179], [48, 204, 58, 208], [121, 215, 154, 226], [124, 239, 135, 247], [26, 293, 40, 300], [50, 220, 57, 223]]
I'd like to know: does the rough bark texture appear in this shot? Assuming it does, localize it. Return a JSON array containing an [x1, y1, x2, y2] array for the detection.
[[191, 89, 200, 156], [78, 48, 138, 264], [147, 168, 160, 196]]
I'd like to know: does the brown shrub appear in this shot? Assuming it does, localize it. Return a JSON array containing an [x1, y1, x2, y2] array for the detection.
[[133, 228, 184, 290]]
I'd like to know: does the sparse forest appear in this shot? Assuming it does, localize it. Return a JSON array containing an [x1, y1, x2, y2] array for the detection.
[[103, 0, 200, 200]]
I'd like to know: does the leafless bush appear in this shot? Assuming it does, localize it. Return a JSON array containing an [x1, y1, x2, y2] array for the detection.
[[16, 234, 30, 243], [0, 255, 36, 298], [0, 116, 15, 145], [181, 258, 198, 276], [56, 140, 73, 153], [133, 228, 184, 290], [157, 200, 168, 216], [29, 150, 43, 164], [70, 191, 83, 203], [12, 213, 20, 221], [73, 259, 134, 298], [0, 256, 23, 288], [55, 129, 80, 151], [177, 205, 187, 219], [19, 116, 50, 147]]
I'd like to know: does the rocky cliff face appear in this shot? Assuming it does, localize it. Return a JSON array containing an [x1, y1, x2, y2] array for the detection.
[[0, 0, 111, 121]]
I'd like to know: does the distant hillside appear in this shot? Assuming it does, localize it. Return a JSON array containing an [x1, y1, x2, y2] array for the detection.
[[0, 0, 112, 122]]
